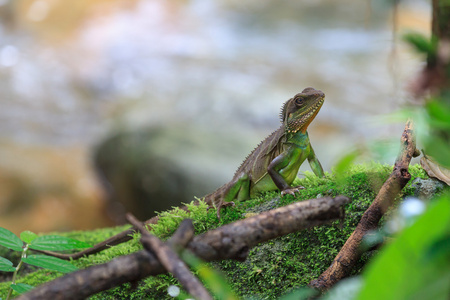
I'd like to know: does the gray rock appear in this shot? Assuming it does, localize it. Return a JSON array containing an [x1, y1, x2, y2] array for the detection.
[[93, 125, 254, 223], [410, 177, 445, 200]]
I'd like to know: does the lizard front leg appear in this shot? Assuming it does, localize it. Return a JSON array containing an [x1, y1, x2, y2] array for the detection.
[[267, 148, 305, 196], [307, 144, 325, 178]]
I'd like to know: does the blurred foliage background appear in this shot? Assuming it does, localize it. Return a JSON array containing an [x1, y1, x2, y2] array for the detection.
[[0, 0, 431, 233]]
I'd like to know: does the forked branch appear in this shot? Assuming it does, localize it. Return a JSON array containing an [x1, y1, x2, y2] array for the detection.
[[310, 120, 417, 290], [126, 214, 213, 300]]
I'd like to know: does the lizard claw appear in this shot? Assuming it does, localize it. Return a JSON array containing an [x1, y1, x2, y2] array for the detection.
[[281, 186, 305, 196], [216, 202, 235, 220], [208, 202, 235, 220], [207, 201, 235, 211], [221, 201, 235, 208]]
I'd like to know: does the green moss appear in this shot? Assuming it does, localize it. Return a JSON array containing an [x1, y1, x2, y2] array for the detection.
[[210, 164, 392, 299], [0, 163, 446, 299]]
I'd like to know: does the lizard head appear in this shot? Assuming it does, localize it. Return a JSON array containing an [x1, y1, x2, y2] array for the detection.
[[280, 87, 325, 133]]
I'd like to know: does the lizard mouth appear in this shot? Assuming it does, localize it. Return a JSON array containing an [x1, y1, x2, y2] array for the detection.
[[287, 95, 324, 133]]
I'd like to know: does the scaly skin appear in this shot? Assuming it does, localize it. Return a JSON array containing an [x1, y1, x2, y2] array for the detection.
[[203, 87, 325, 218]]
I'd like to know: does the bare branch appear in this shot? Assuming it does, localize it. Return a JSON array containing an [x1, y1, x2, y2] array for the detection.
[[166, 218, 195, 253], [189, 195, 350, 261], [310, 120, 416, 290], [127, 214, 213, 300]]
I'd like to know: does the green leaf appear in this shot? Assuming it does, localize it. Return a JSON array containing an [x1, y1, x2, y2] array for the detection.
[[358, 195, 450, 300], [334, 150, 360, 174], [279, 287, 318, 300], [424, 137, 450, 168], [402, 32, 437, 57], [0, 227, 23, 251], [29, 235, 92, 251], [20, 231, 38, 244], [182, 251, 238, 300], [0, 256, 16, 272], [333, 150, 360, 184], [424, 236, 450, 262], [10, 283, 34, 294], [22, 255, 78, 273], [426, 100, 450, 130]]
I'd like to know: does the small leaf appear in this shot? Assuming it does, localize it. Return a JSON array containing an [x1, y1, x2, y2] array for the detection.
[[29, 235, 92, 251], [403, 32, 437, 57], [10, 283, 34, 294], [279, 287, 318, 300], [20, 231, 38, 244], [0, 256, 16, 272], [333, 150, 360, 183], [182, 251, 238, 300], [22, 255, 78, 273], [426, 100, 450, 131], [0, 227, 23, 251]]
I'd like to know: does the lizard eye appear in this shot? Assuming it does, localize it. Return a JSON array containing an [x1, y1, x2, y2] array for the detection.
[[295, 97, 304, 105]]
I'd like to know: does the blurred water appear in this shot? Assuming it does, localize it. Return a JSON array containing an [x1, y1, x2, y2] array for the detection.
[[0, 0, 430, 231], [0, 0, 429, 146]]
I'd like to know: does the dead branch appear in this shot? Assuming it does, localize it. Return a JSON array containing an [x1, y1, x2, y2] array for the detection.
[[310, 120, 417, 290], [127, 214, 213, 300], [17, 195, 350, 300], [188, 195, 350, 261]]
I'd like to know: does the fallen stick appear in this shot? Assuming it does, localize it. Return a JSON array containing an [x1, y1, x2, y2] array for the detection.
[[309, 120, 417, 290], [188, 195, 350, 261], [17, 195, 350, 300], [127, 214, 213, 300]]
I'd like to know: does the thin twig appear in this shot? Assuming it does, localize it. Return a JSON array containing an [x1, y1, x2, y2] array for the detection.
[[33, 209, 178, 260], [127, 214, 213, 300]]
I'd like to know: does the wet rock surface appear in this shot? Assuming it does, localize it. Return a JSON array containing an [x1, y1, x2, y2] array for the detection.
[[410, 177, 446, 200]]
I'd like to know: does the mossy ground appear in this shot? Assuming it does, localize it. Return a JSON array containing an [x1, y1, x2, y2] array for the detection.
[[0, 163, 442, 299]]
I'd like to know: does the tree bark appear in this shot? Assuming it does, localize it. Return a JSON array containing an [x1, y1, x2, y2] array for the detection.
[[17, 195, 350, 300], [309, 121, 416, 290]]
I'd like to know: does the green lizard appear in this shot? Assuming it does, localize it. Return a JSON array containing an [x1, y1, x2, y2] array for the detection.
[[34, 87, 326, 260], [204, 87, 325, 218]]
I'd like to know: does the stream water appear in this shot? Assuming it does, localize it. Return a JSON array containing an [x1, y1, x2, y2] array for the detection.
[[0, 0, 430, 232]]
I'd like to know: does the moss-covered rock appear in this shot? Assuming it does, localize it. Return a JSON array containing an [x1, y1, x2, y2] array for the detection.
[[0, 163, 446, 299]]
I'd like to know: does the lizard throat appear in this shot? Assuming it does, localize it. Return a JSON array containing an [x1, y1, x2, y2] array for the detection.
[[286, 98, 324, 133]]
